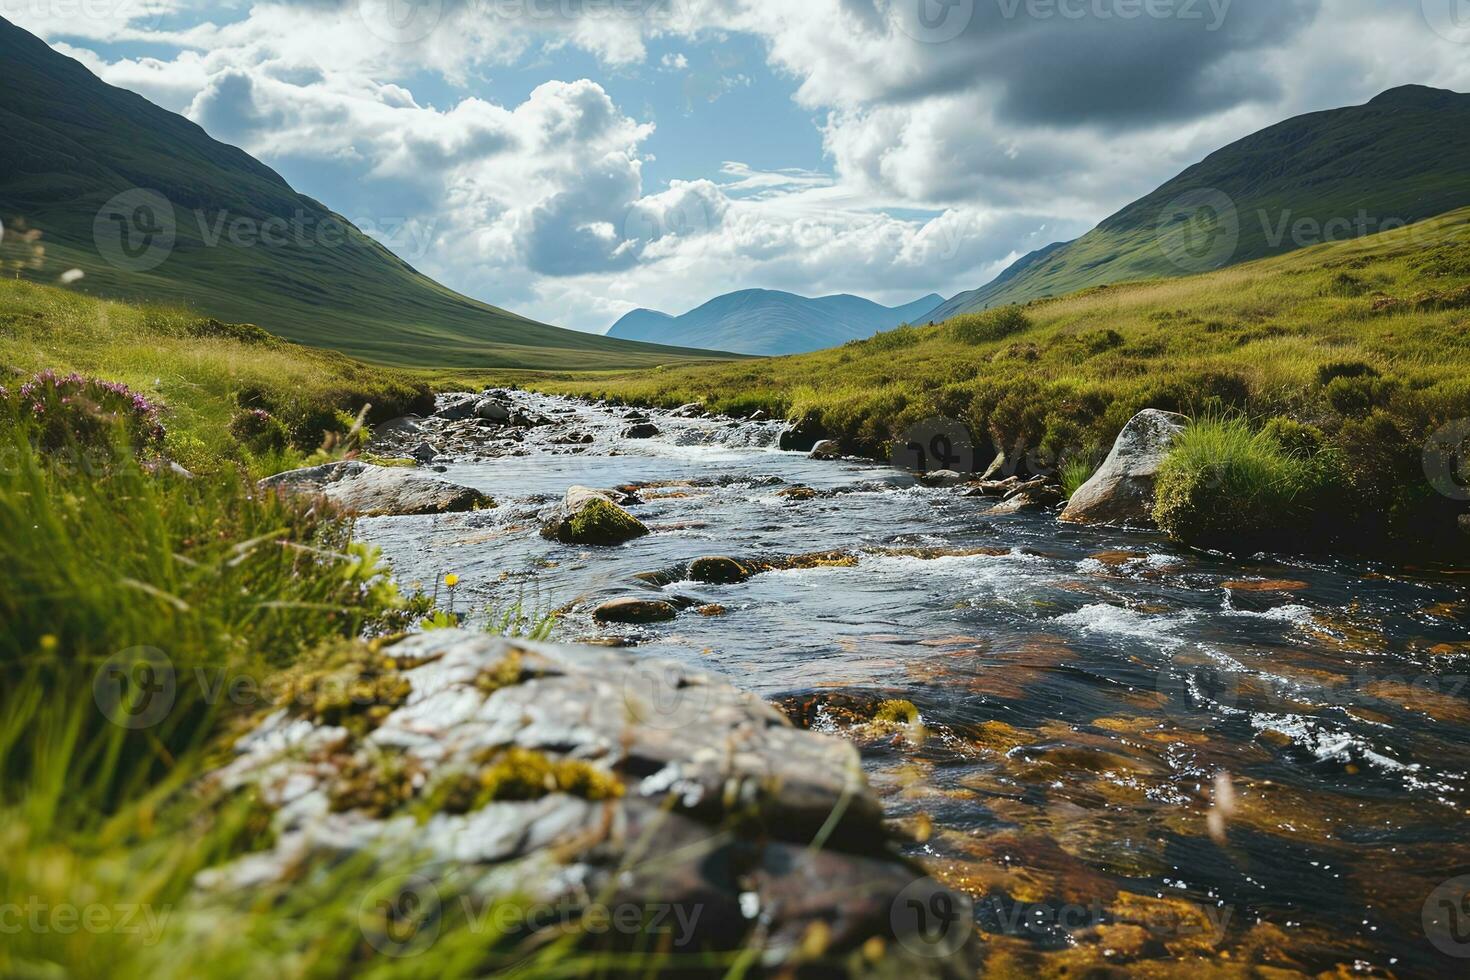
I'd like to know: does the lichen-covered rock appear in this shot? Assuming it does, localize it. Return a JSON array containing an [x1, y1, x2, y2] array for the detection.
[[689, 556, 751, 584], [593, 597, 678, 623], [541, 486, 649, 545], [259, 461, 493, 516], [1060, 409, 1188, 526], [196, 632, 964, 966]]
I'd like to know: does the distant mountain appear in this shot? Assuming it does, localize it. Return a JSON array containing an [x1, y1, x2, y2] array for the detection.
[[608, 289, 944, 356], [0, 17, 731, 370], [937, 85, 1470, 318]]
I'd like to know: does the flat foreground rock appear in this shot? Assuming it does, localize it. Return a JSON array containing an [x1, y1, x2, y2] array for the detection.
[[260, 461, 492, 516], [197, 632, 968, 967]]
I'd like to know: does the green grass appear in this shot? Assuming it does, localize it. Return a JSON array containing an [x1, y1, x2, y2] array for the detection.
[[1152, 417, 1325, 549], [931, 86, 1470, 319], [0, 276, 450, 473], [537, 208, 1470, 554], [0, 19, 739, 371]]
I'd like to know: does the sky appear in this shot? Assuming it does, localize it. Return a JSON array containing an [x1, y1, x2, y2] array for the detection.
[[7, 0, 1470, 333]]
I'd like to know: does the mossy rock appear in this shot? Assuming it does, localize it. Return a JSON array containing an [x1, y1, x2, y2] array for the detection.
[[542, 489, 649, 546]]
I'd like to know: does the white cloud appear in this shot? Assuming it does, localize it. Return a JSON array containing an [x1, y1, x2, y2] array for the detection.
[[15, 0, 1470, 332]]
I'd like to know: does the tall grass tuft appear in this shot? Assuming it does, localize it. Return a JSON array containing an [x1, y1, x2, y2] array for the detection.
[[1152, 417, 1324, 549]]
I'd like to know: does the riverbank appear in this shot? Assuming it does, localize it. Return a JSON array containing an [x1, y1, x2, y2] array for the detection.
[[535, 209, 1470, 558]]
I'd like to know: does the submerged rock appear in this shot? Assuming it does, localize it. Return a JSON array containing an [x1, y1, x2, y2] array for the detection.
[[1060, 409, 1188, 526], [541, 486, 649, 545], [259, 461, 492, 516], [195, 632, 959, 965], [593, 597, 678, 623]]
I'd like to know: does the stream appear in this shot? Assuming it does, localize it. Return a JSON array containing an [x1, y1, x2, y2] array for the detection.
[[362, 391, 1470, 975]]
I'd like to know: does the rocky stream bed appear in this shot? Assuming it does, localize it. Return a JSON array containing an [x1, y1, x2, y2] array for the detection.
[[229, 389, 1470, 976]]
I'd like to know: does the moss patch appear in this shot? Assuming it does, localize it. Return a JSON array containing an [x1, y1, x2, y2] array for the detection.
[[432, 747, 624, 814], [275, 642, 412, 737]]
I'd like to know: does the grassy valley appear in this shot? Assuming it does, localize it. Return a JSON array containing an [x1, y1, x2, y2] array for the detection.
[[0, 17, 732, 371], [539, 209, 1470, 554]]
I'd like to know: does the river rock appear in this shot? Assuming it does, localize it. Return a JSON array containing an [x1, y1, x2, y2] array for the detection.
[[689, 556, 751, 584], [988, 483, 1064, 516], [622, 422, 660, 439], [434, 397, 479, 421], [369, 415, 423, 445], [475, 398, 511, 422], [196, 632, 961, 965], [810, 439, 843, 461], [1060, 410, 1188, 526], [541, 486, 649, 545], [407, 441, 441, 464], [259, 461, 493, 516], [920, 469, 966, 487], [777, 411, 829, 452], [593, 597, 678, 623]]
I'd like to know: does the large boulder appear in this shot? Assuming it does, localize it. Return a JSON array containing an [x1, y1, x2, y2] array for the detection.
[[541, 486, 649, 545], [1060, 410, 1188, 526], [195, 632, 969, 965], [259, 461, 492, 516]]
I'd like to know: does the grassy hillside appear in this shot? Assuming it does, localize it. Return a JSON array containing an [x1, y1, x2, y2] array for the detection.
[[0, 275, 458, 473], [0, 17, 731, 371], [539, 209, 1470, 553], [933, 86, 1470, 319]]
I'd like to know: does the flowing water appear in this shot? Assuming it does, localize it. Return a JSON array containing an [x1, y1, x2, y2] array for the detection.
[[363, 392, 1470, 975]]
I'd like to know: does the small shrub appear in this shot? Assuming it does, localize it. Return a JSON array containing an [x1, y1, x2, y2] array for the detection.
[[1316, 360, 1380, 385], [1261, 416, 1326, 456], [8, 370, 164, 455], [947, 306, 1032, 345], [1326, 375, 1397, 418], [228, 408, 289, 455], [186, 318, 273, 344]]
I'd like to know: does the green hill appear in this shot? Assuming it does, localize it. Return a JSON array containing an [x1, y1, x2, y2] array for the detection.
[[929, 85, 1470, 320], [540, 208, 1470, 552], [0, 17, 733, 370]]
